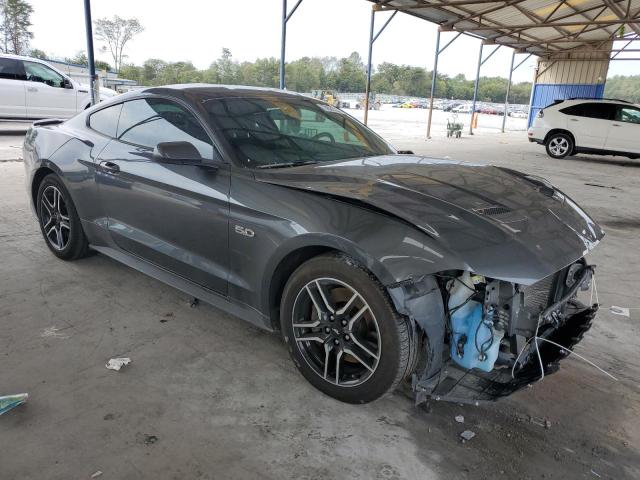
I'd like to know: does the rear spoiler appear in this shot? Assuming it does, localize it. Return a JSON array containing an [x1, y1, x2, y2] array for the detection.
[[32, 118, 66, 127]]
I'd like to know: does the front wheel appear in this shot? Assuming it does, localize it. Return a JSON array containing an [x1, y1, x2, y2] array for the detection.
[[280, 253, 415, 404], [545, 132, 573, 159]]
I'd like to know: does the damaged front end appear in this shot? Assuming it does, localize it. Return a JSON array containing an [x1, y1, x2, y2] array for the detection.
[[388, 260, 597, 405]]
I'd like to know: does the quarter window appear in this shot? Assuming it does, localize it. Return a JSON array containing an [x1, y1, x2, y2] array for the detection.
[[617, 106, 640, 124], [23, 61, 65, 88], [117, 98, 214, 159], [89, 104, 123, 137], [0, 58, 23, 80]]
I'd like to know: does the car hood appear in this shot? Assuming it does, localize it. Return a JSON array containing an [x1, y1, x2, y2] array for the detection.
[[255, 155, 604, 285]]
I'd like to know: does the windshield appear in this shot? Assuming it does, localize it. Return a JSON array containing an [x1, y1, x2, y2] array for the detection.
[[201, 94, 394, 168]]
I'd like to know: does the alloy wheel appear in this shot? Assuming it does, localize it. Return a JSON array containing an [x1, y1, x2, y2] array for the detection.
[[40, 185, 71, 251], [292, 278, 381, 387], [549, 136, 569, 156]]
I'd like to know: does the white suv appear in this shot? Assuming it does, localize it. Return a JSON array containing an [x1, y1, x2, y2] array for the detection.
[[0, 54, 116, 120], [528, 98, 640, 159]]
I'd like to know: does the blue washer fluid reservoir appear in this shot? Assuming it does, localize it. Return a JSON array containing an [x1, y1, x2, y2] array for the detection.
[[448, 272, 503, 372]]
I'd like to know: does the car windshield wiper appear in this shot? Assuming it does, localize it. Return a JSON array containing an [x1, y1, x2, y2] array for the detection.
[[256, 160, 318, 169]]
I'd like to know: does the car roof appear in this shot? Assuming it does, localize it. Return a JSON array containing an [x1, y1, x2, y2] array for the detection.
[[0, 53, 46, 62], [556, 98, 637, 106], [140, 84, 312, 101]]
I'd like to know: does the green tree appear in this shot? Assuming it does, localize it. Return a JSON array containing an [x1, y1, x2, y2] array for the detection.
[[65, 50, 112, 71], [605, 75, 640, 103], [94, 15, 144, 72], [29, 47, 46, 59], [0, 0, 33, 55]]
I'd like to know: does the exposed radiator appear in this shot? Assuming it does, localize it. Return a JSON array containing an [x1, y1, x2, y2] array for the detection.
[[523, 274, 556, 314]]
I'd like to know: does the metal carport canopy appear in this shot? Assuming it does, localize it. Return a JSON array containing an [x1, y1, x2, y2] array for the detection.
[[356, 1, 640, 136], [371, 0, 640, 55]]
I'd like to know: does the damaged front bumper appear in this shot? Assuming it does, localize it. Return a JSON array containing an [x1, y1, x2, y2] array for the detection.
[[388, 260, 598, 405], [413, 301, 598, 405]]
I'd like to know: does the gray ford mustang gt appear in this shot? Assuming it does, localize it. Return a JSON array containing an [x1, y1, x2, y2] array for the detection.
[[24, 85, 604, 404]]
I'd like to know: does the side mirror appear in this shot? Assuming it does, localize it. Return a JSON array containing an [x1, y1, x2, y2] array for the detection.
[[63, 78, 74, 89], [153, 141, 203, 165]]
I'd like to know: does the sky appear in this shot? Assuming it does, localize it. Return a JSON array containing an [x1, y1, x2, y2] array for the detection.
[[28, 0, 637, 83]]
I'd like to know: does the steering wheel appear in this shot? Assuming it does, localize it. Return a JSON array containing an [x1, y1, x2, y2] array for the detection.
[[312, 132, 335, 143]]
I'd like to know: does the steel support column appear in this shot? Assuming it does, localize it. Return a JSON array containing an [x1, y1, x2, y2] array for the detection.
[[469, 43, 483, 135], [364, 8, 397, 125], [470, 44, 500, 135], [501, 50, 516, 132], [83, 0, 97, 105], [364, 9, 376, 125], [425, 31, 461, 138], [426, 30, 440, 139], [279, 0, 303, 90], [502, 52, 531, 132]]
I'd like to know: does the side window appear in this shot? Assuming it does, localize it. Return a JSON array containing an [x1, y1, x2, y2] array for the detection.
[[23, 61, 65, 88], [0, 58, 22, 80], [89, 104, 123, 137], [617, 106, 640, 125], [560, 104, 584, 116], [117, 98, 214, 159], [583, 103, 615, 120]]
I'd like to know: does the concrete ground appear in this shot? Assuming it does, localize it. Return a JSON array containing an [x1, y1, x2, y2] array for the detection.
[[1, 118, 639, 480]]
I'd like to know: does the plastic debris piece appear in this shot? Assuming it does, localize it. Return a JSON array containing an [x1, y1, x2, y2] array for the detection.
[[105, 357, 132, 371], [455, 415, 465, 423], [591, 470, 601, 478], [610, 306, 630, 317], [0, 393, 28, 416], [41, 326, 70, 339], [460, 430, 475, 442], [91, 471, 103, 478]]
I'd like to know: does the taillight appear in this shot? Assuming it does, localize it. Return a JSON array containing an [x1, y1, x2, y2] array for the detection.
[[538, 110, 544, 118]]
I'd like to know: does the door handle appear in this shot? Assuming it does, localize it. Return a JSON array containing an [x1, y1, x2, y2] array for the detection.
[[27, 87, 38, 92], [611, 124, 621, 127], [569, 118, 579, 122], [99, 161, 120, 174]]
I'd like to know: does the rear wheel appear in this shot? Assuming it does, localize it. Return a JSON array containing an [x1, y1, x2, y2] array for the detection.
[[281, 253, 414, 403], [36, 174, 90, 260], [545, 132, 573, 159]]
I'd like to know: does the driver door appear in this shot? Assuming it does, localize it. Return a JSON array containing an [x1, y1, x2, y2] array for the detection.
[[95, 97, 230, 295], [23, 60, 77, 118]]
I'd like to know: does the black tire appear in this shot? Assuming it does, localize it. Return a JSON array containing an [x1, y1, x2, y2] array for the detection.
[[280, 253, 414, 403], [545, 132, 573, 159], [36, 174, 90, 260]]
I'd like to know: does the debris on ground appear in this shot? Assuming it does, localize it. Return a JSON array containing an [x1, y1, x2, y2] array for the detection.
[[460, 430, 475, 442], [90, 471, 103, 478], [136, 433, 159, 445], [529, 416, 552, 429], [190, 298, 199, 308], [105, 357, 132, 371], [455, 415, 464, 423], [0, 393, 28, 415], [40, 326, 70, 339], [591, 469, 601, 478], [609, 306, 630, 317]]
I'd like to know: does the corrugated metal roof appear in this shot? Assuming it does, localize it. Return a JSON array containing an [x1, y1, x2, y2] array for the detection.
[[370, 1, 640, 57]]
